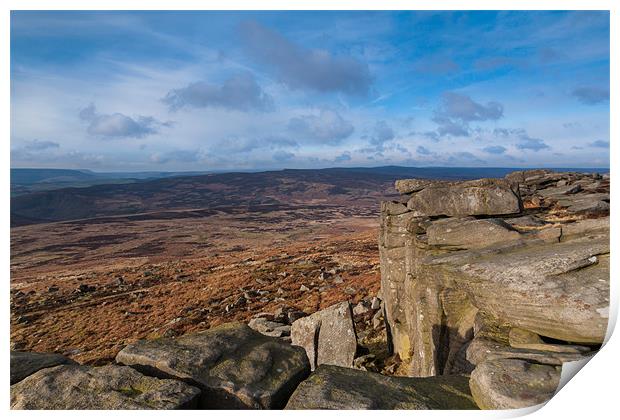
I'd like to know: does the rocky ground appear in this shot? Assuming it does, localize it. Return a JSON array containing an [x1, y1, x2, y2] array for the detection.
[[10, 207, 384, 365], [10, 168, 610, 410]]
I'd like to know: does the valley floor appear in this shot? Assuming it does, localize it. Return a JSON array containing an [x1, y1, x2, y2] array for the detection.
[[10, 206, 382, 364]]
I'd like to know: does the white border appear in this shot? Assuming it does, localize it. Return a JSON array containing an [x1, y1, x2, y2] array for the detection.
[[2, 2, 616, 419]]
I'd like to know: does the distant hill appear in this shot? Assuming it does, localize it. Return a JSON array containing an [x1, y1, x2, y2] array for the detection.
[[10, 168, 211, 196], [10, 166, 608, 227]]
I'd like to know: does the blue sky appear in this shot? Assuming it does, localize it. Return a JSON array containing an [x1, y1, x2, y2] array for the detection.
[[10, 10, 610, 171]]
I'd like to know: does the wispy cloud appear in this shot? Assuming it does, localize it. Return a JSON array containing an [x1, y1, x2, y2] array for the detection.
[[288, 109, 354, 144], [240, 20, 373, 95], [432, 92, 503, 138]]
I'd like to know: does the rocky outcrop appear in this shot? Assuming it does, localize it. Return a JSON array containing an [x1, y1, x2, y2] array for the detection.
[[11, 351, 77, 385], [379, 170, 609, 408], [285, 364, 477, 409], [116, 322, 310, 409], [11, 364, 200, 409], [290, 301, 357, 370], [406, 178, 522, 216]]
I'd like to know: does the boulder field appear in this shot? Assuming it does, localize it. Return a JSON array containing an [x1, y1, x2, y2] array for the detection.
[[10, 170, 609, 410]]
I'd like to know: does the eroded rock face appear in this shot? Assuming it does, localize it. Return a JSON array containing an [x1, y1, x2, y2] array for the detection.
[[10, 364, 200, 409], [379, 170, 609, 388], [406, 178, 522, 217], [116, 322, 310, 409], [469, 359, 561, 409], [285, 364, 478, 410], [290, 301, 357, 371], [426, 217, 521, 250], [11, 351, 77, 385]]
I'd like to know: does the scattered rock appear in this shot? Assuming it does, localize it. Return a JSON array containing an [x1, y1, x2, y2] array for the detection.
[[248, 318, 290, 338], [116, 322, 310, 409], [299, 284, 310, 292], [353, 300, 371, 316], [372, 311, 384, 329], [344, 286, 356, 295], [75, 284, 96, 294], [370, 297, 381, 310], [11, 364, 200, 409]]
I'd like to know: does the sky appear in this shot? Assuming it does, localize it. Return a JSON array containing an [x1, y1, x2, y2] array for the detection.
[[10, 10, 610, 171]]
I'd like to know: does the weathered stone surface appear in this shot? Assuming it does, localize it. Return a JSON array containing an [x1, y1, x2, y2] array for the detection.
[[116, 322, 310, 409], [380, 170, 609, 381], [442, 237, 610, 343], [561, 217, 609, 240], [407, 178, 521, 217], [353, 300, 371, 315], [11, 351, 77, 385], [469, 359, 561, 409], [566, 198, 609, 215], [537, 184, 583, 197], [504, 215, 548, 228], [395, 179, 450, 194], [427, 217, 521, 249], [381, 201, 409, 215], [466, 335, 590, 366], [285, 364, 478, 410], [291, 302, 357, 371], [11, 364, 200, 409]]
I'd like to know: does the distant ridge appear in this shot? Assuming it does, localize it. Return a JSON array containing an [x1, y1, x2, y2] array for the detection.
[[11, 166, 608, 227]]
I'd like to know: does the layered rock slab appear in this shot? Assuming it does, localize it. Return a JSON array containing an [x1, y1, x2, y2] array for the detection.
[[469, 359, 561, 409], [432, 235, 609, 343], [11, 351, 77, 385], [426, 217, 521, 249], [406, 178, 521, 217], [10, 364, 200, 409], [291, 301, 357, 371], [116, 322, 310, 409], [380, 171, 609, 382], [285, 364, 478, 409]]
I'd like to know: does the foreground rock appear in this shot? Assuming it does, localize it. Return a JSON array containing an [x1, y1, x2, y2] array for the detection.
[[291, 301, 357, 370], [11, 364, 200, 409], [116, 322, 309, 409], [469, 359, 561, 409], [285, 364, 478, 409], [11, 351, 77, 385]]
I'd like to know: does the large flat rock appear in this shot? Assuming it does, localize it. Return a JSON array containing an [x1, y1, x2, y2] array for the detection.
[[285, 364, 478, 409], [469, 359, 561, 409], [10, 364, 200, 409], [11, 351, 77, 385], [428, 236, 609, 343], [407, 178, 521, 217], [116, 322, 310, 409]]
